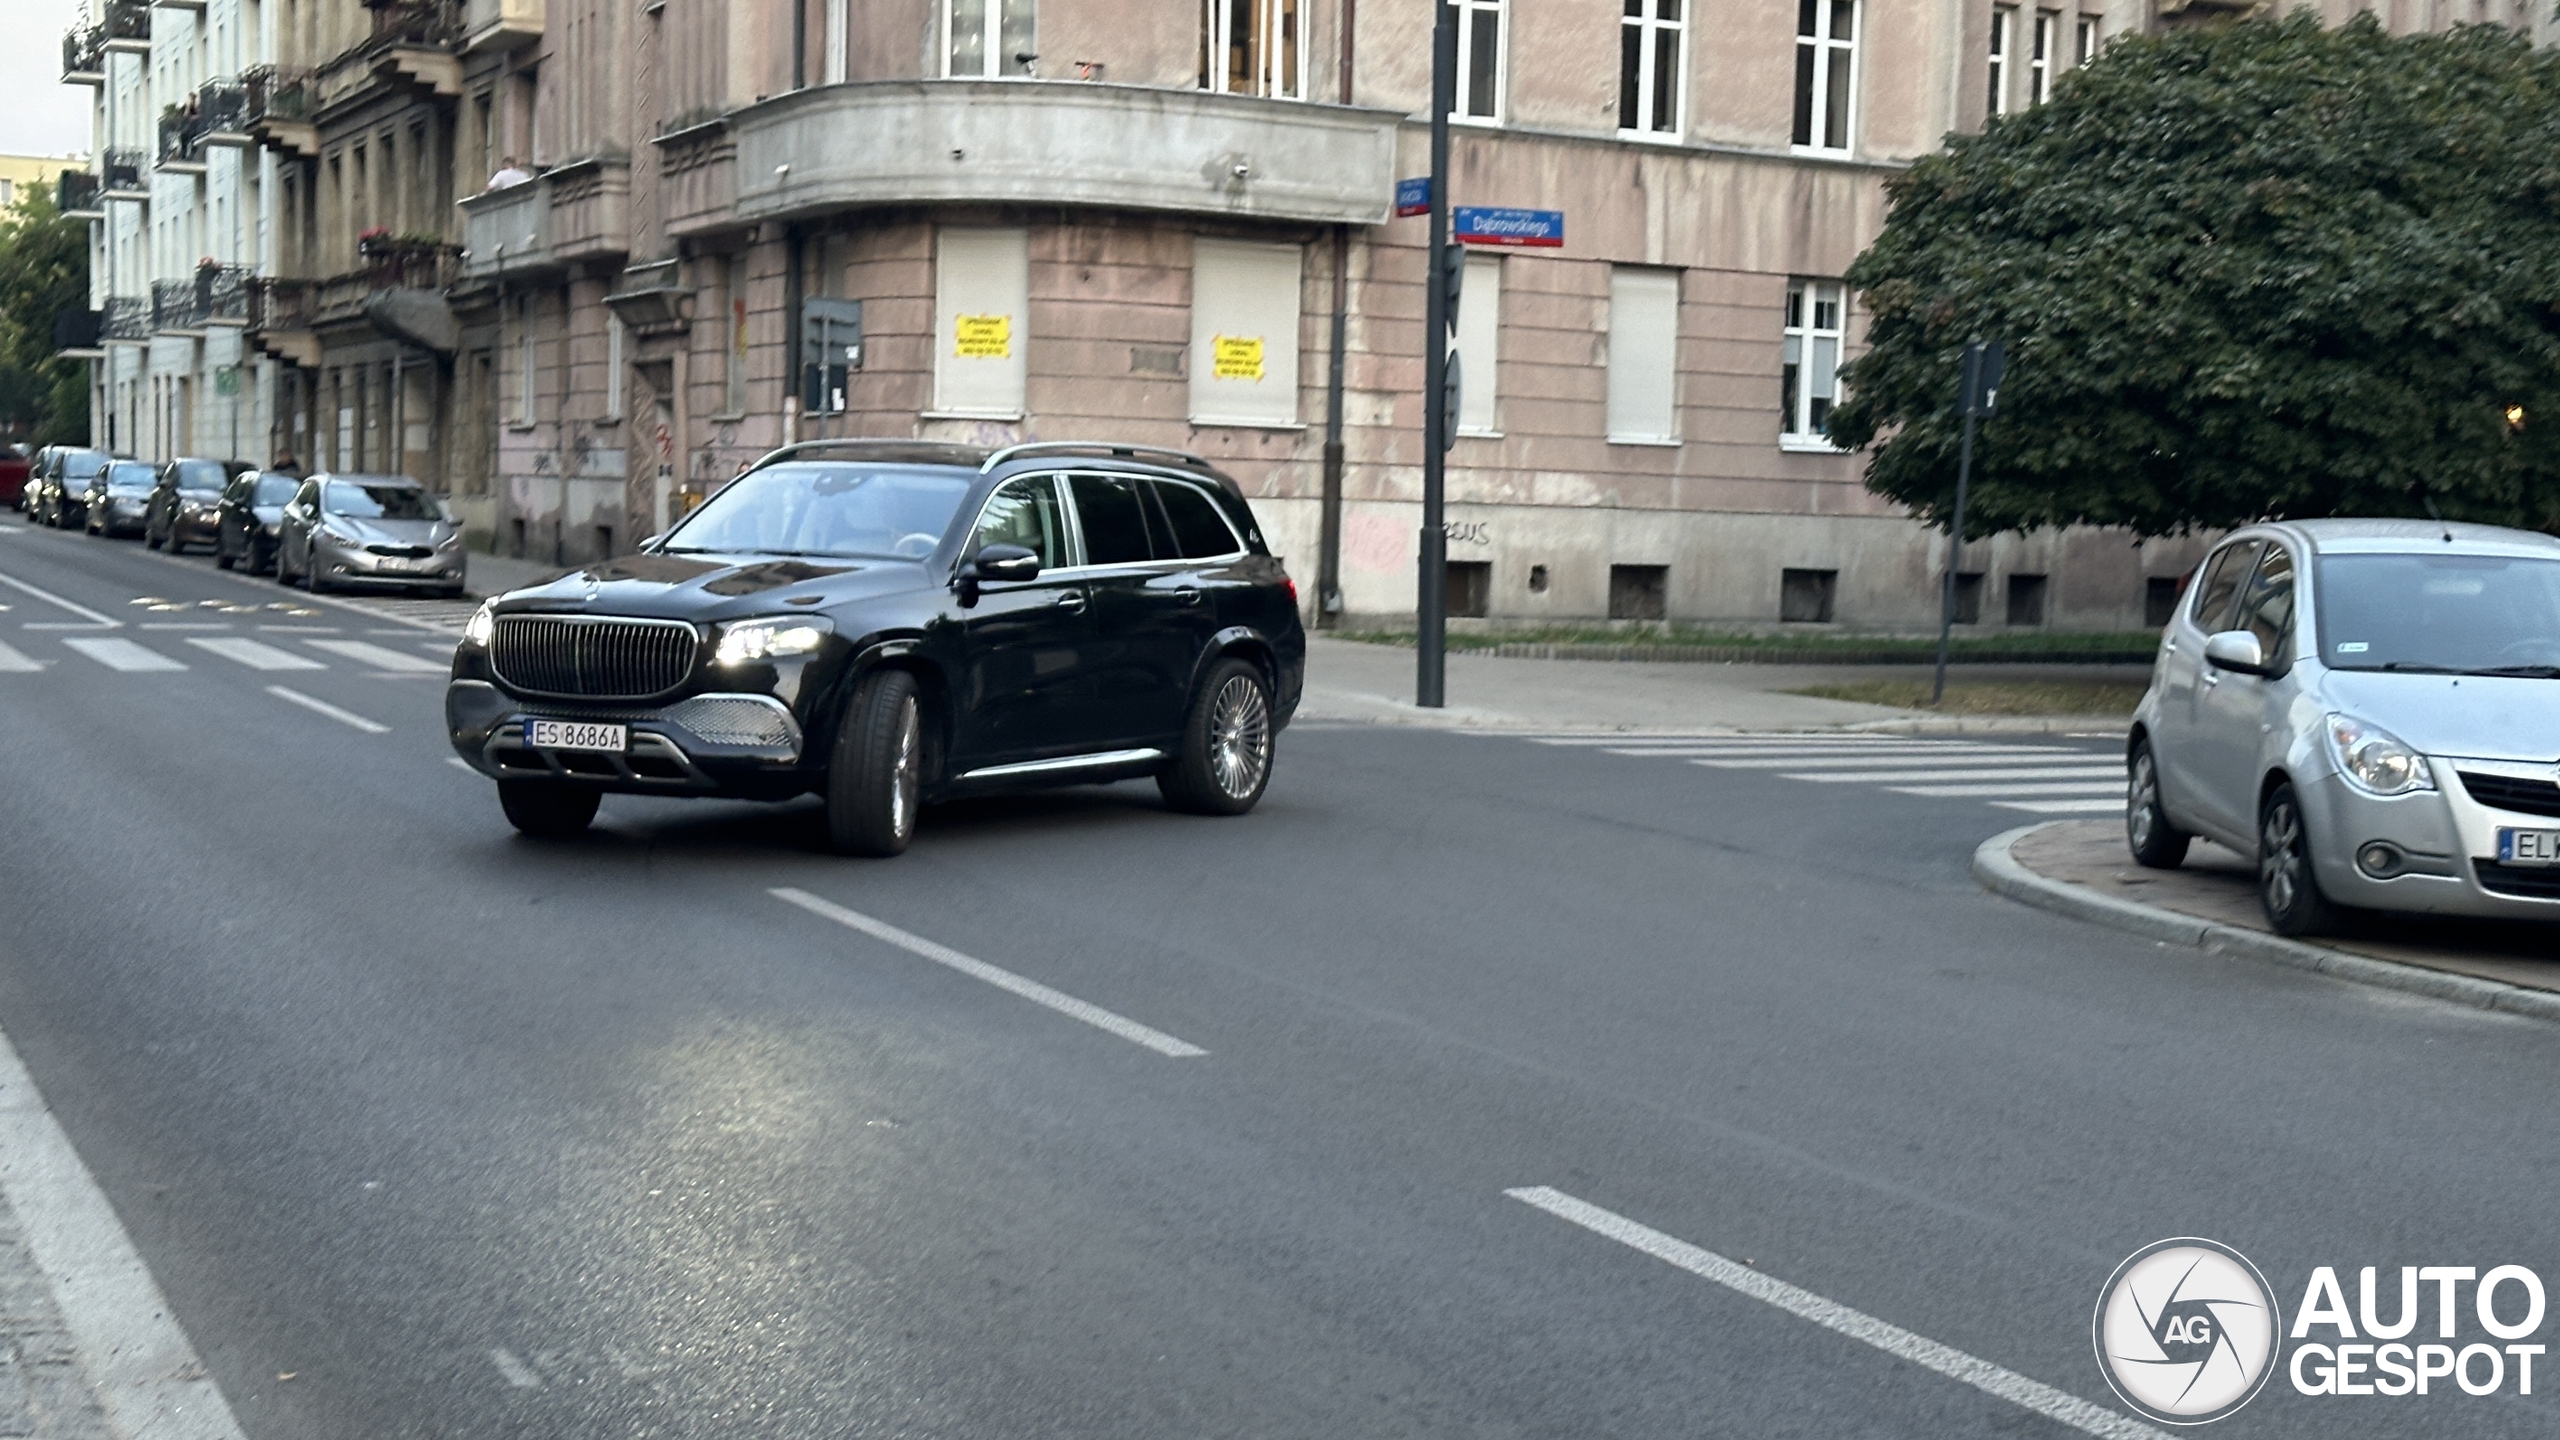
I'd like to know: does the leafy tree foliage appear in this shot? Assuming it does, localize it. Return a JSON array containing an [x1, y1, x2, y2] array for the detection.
[[1829, 15, 2560, 537], [0, 185, 90, 447]]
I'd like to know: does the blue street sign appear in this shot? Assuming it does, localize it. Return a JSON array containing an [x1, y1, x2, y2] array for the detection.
[[1395, 177, 1432, 218], [1453, 207, 1564, 248]]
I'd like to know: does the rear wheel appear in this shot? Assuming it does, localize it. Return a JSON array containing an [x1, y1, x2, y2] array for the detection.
[[2125, 740, 2191, 869], [1157, 657, 1274, 816], [498, 779, 599, 838], [826, 669, 925, 857], [2258, 781, 2342, 937]]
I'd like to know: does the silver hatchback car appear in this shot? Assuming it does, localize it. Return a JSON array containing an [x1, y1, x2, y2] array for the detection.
[[2129, 518, 2560, 934]]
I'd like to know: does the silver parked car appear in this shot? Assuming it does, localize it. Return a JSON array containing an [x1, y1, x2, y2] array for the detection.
[[2129, 518, 2560, 934], [274, 473, 466, 597]]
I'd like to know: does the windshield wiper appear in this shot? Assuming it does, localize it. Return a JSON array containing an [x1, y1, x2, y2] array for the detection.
[[2463, 665, 2560, 679], [2373, 661, 2465, 674]]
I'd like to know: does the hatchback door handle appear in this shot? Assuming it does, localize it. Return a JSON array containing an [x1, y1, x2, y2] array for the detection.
[[1054, 592, 1087, 613], [1174, 588, 1202, 606]]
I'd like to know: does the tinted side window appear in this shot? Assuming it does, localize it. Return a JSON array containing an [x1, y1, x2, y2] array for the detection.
[[294, 480, 321, 510], [2189, 541, 2260, 633], [1069, 474, 1156, 566], [1151, 480, 1242, 559], [972, 475, 1069, 568], [2235, 545, 2295, 658]]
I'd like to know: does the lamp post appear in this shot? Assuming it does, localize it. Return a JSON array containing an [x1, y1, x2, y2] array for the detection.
[[1416, 4, 1457, 708]]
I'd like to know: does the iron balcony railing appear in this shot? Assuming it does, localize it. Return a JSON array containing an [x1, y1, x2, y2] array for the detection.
[[357, 236, 462, 290], [102, 150, 145, 193], [157, 113, 197, 167], [364, 0, 463, 46], [56, 171, 101, 213], [61, 26, 104, 77], [197, 80, 247, 137], [199, 264, 250, 324], [101, 296, 148, 341], [53, 308, 102, 351], [242, 65, 311, 126], [104, 0, 149, 41], [152, 278, 204, 332]]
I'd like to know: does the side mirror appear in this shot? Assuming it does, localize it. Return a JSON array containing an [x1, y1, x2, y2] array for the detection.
[[637, 532, 665, 553], [964, 543, 1041, 584], [2203, 629, 2268, 676]]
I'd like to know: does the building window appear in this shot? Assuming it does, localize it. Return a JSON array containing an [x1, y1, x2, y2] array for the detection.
[[1780, 568, 1837, 623], [724, 255, 749, 416], [1455, 252, 1501, 434], [1953, 571, 1985, 625], [2007, 573, 2048, 627], [1190, 237, 1302, 427], [1609, 564, 1668, 621], [1201, 0, 1302, 99], [2075, 15, 2098, 65], [1792, 0, 1855, 152], [1446, 561, 1491, 618], [1987, 6, 2012, 118], [514, 297, 534, 424], [1618, 0, 1683, 137], [1452, 0, 1504, 122], [1606, 267, 1681, 444], [948, 0, 1036, 78], [2029, 11, 2055, 104], [934, 227, 1029, 418], [1781, 278, 1844, 445]]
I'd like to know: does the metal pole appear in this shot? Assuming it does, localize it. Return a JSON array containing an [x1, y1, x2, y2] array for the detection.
[[1318, 228, 1347, 628], [1930, 360, 1981, 707], [1417, 4, 1455, 708]]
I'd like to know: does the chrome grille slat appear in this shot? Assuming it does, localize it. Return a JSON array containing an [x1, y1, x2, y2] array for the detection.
[[491, 616, 696, 699]]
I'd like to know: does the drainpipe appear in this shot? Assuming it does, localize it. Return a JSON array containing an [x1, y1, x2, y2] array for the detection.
[[782, 224, 805, 445], [1315, 0, 1357, 627]]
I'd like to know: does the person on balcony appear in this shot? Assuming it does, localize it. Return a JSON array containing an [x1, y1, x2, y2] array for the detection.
[[486, 156, 532, 191]]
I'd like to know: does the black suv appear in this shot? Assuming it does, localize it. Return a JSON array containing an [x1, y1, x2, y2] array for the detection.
[[448, 441, 1306, 854]]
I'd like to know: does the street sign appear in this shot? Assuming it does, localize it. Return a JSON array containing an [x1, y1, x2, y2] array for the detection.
[[1395, 177, 1431, 218], [1453, 207, 1563, 248], [1964, 340, 2006, 418]]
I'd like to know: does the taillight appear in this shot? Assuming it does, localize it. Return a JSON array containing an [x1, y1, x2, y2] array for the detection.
[[1283, 574, 1299, 605]]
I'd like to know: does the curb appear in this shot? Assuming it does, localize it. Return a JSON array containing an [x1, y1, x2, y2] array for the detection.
[[1972, 822, 2560, 1025]]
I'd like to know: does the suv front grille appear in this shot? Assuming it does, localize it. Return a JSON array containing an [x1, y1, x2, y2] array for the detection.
[[491, 615, 697, 699], [2456, 770, 2560, 819]]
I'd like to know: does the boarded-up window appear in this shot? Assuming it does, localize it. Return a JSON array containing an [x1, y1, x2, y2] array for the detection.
[[1190, 237, 1301, 427], [934, 227, 1029, 418], [1456, 253, 1501, 434], [1606, 267, 1679, 443]]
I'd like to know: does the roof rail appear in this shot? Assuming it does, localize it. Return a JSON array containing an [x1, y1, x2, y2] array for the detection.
[[980, 441, 1220, 475], [744, 438, 998, 472]]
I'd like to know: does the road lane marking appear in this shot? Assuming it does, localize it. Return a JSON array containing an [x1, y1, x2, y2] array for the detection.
[[771, 887, 1208, 1058], [1784, 765, 2123, 784], [300, 638, 448, 673], [1531, 735, 1913, 747], [489, 1348, 543, 1389], [1994, 798, 2129, 814], [265, 685, 389, 734], [1612, 744, 2067, 760], [1503, 1187, 2169, 1440], [0, 570, 119, 627], [0, 1018, 248, 1439], [1704, 752, 2095, 771], [0, 639, 40, 671], [1890, 781, 2123, 798], [62, 637, 185, 672], [187, 637, 328, 671]]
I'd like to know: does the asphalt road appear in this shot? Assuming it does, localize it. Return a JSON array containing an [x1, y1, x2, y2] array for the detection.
[[3, 514, 2557, 1438]]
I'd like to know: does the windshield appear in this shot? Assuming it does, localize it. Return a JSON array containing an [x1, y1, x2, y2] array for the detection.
[[661, 463, 972, 560], [103, 462, 155, 492], [174, 460, 227, 492], [2317, 553, 2560, 674], [62, 451, 106, 479], [253, 475, 299, 505], [324, 482, 443, 520]]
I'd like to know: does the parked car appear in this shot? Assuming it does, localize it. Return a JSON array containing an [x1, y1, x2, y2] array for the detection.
[[274, 473, 466, 597], [214, 470, 300, 574], [144, 458, 250, 554], [2128, 518, 2560, 934], [27, 448, 108, 528], [446, 440, 1306, 852], [0, 446, 29, 511], [81, 459, 160, 538]]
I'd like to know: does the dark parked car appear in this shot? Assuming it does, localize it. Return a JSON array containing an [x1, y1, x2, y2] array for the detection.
[[82, 459, 160, 538], [27, 447, 109, 528], [144, 457, 251, 554], [446, 440, 1306, 853], [274, 473, 465, 596], [214, 470, 300, 574]]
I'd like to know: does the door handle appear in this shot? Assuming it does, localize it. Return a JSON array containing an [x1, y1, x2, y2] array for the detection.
[[1054, 591, 1087, 613], [2201, 671, 2221, 687], [1174, 588, 1202, 606]]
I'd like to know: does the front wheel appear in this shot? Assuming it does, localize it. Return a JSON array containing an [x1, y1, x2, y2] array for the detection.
[[2125, 740, 2191, 869], [2258, 781, 2342, 937], [1157, 657, 1274, 816], [826, 669, 925, 857], [498, 779, 599, 838]]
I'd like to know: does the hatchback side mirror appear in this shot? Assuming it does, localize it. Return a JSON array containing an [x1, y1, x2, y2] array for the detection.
[[2203, 629, 2268, 675], [964, 543, 1041, 584]]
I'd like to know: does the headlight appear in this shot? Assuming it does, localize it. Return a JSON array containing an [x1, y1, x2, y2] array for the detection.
[[2324, 714, 2436, 797], [437, 531, 463, 549], [715, 615, 832, 667], [463, 603, 496, 648]]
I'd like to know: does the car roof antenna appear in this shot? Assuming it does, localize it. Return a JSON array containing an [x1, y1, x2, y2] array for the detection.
[[2417, 491, 2454, 544]]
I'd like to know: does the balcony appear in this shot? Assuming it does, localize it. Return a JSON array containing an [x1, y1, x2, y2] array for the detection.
[[653, 116, 735, 241], [199, 263, 250, 325], [463, 0, 541, 53], [54, 308, 103, 356], [314, 0, 462, 111], [101, 150, 147, 198], [157, 113, 205, 174], [728, 81, 1401, 228], [62, 27, 104, 84], [311, 238, 462, 352], [197, 81, 250, 147], [57, 170, 102, 218], [457, 156, 629, 281], [101, 295, 148, 342], [152, 278, 205, 333], [243, 65, 318, 158], [247, 277, 319, 367], [103, 0, 149, 52]]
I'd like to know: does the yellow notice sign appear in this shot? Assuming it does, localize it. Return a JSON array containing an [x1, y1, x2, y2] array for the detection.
[[954, 313, 1012, 359], [1212, 334, 1265, 382]]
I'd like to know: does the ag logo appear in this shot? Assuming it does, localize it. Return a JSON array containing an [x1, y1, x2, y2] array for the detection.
[[2093, 1238, 2281, 1424]]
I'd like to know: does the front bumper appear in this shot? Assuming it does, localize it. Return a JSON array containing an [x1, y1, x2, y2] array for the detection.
[[317, 534, 464, 589], [446, 679, 812, 799], [2302, 759, 2560, 920]]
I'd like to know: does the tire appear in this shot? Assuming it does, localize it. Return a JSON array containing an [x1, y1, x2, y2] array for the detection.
[[2258, 781, 2342, 937], [825, 669, 925, 857], [497, 779, 599, 838], [2125, 739, 2191, 870], [1156, 656, 1275, 816]]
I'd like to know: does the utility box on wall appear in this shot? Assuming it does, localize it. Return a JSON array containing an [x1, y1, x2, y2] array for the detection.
[[801, 297, 864, 415]]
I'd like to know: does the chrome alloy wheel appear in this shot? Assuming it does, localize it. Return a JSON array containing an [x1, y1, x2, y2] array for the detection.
[[2128, 749, 2163, 851], [890, 694, 922, 840], [2259, 793, 2307, 915], [1206, 675, 1271, 800]]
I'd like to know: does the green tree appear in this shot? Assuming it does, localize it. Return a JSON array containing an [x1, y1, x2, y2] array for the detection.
[[1828, 15, 2560, 538], [0, 183, 90, 447]]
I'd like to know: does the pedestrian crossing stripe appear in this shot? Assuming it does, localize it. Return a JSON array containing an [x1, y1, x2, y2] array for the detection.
[[1503, 729, 2129, 817], [1785, 765, 2124, 784], [302, 639, 448, 673], [61, 637, 187, 672], [185, 636, 327, 671], [1691, 750, 2081, 770]]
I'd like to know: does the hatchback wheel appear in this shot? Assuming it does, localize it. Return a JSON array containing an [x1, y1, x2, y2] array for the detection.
[[2258, 781, 2342, 936], [498, 779, 599, 838], [2125, 740, 2191, 869], [826, 669, 924, 857], [1158, 657, 1274, 816]]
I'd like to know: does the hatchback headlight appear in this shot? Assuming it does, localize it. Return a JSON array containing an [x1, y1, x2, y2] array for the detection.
[[715, 615, 832, 667], [463, 603, 496, 648], [2324, 714, 2436, 797]]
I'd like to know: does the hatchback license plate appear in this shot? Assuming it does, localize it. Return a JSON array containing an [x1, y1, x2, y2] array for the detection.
[[2499, 828, 2560, 866], [528, 719, 626, 752]]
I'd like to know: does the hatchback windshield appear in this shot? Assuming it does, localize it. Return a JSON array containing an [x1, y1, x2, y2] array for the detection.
[[103, 462, 155, 493], [253, 475, 299, 505], [173, 460, 227, 492], [62, 451, 107, 479], [2317, 553, 2560, 674], [662, 463, 973, 560], [324, 482, 443, 520]]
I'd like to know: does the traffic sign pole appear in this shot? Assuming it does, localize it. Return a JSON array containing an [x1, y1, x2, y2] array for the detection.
[[1932, 340, 2004, 707], [1417, 5, 1456, 709]]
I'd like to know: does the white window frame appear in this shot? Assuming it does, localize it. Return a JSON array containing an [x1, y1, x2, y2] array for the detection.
[[946, 0, 1035, 79], [2074, 15, 2099, 65], [1987, 6, 2012, 118], [1200, 0, 1304, 100], [1619, 0, 1685, 141], [2029, 10, 2055, 105], [1451, 0, 1505, 125], [1792, 0, 1857, 155], [1780, 278, 1846, 451]]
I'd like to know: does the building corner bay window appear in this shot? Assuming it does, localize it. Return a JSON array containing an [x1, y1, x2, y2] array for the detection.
[[1792, 0, 1855, 151], [1201, 0, 1302, 99], [1782, 279, 1844, 442], [949, 0, 1035, 78], [1619, 0, 1683, 136]]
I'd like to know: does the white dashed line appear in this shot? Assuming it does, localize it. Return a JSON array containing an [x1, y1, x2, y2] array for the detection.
[[264, 685, 389, 734], [187, 637, 327, 671], [62, 637, 185, 672], [0, 570, 119, 627]]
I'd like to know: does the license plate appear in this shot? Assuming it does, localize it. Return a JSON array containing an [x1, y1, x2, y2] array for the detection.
[[2498, 828, 2560, 866], [527, 719, 627, 752]]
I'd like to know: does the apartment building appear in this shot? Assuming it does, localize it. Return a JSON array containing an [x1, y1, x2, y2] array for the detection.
[[73, 0, 2549, 629]]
